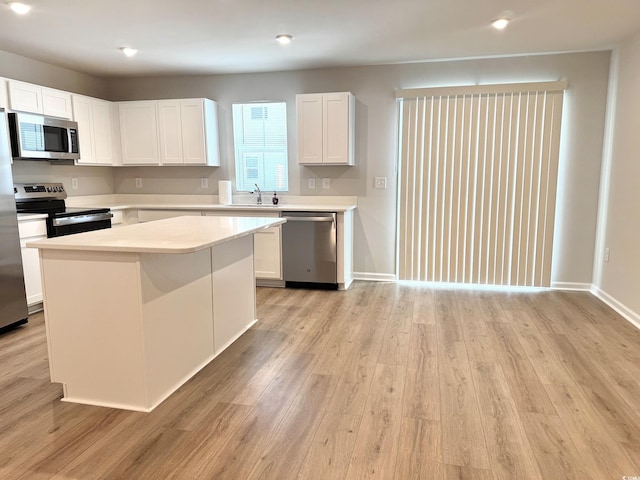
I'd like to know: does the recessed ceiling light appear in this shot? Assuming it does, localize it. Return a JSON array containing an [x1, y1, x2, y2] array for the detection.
[[275, 34, 293, 45], [491, 18, 510, 30], [9, 2, 31, 14], [120, 47, 138, 57]]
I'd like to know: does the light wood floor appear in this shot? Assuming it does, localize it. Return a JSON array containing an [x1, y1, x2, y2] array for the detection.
[[2, 282, 640, 479]]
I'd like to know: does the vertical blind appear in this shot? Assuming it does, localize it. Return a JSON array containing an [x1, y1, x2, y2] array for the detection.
[[396, 82, 566, 287]]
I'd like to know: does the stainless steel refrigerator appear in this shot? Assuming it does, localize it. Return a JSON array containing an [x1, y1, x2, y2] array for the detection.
[[0, 108, 28, 330]]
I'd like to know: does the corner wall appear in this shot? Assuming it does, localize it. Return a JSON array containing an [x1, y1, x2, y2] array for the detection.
[[595, 32, 640, 322]]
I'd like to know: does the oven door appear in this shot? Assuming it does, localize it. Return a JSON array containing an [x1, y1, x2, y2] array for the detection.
[[48, 211, 113, 237], [8, 112, 80, 161]]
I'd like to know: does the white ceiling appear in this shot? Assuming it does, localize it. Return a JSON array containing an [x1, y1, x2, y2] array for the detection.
[[1, 0, 640, 78]]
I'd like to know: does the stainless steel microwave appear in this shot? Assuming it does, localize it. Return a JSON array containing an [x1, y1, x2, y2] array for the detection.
[[7, 112, 80, 161]]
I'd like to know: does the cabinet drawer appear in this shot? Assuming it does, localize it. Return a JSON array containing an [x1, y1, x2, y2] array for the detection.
[[18, 220, 47, 239]]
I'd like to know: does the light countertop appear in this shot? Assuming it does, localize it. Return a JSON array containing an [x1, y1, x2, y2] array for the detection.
[[65, 194, 357, 213], [17, 213, 48, 221], [27, 216, 285, 254]]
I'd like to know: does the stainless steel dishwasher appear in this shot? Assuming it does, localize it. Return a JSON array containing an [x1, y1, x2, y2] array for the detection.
[[281, 211, 338, 289]]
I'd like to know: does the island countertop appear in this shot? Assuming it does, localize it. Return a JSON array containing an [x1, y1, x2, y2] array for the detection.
[[27, 215, 285, 254]]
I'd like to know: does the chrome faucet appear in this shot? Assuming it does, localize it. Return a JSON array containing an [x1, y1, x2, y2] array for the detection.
[[254, 184, 262, 205]]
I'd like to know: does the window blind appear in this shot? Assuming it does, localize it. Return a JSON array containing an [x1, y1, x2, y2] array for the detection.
[[397, 82, 566, 287], [233, 102, 289, 192]]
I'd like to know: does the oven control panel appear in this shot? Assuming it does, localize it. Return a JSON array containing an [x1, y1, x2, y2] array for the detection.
[[14, 183, 67, 200]]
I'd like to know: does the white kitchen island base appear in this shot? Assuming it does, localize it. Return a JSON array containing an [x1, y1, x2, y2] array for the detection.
[[31, 216, 283, 412]]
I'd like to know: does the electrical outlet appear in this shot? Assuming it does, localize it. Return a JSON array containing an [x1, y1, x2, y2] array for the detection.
[[604, 247, 610, 262], [200, 177, 209, 189], [71, 178, 78, 190], [135, 177, 143, 188], [308, 178, 316, 189], [374, 176, 387, 189], [322, 178, 331, 189]]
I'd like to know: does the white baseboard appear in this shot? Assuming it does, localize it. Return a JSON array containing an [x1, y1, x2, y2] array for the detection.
[[353, 272, 396, 282], [591, 285, 640, 331], [550, 281, 592, 291]]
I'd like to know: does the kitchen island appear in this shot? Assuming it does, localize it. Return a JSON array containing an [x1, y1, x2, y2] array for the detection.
[[28, 215, 285, 412]]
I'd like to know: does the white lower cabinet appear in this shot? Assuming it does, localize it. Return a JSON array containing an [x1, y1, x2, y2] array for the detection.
[[18, 218, 47, 306], [204, 211, 282, 281], [254, 226, 282, 280]]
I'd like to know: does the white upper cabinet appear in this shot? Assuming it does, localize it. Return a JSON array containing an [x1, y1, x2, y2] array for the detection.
[[119, 101, 160, 165], [8, 80, 72, 119], [73, 94, 119, 166], [121, 98, 219, 166], [158, 99, 220, 166], [0, 78, 8, 110], [296, 92, 355, 166]]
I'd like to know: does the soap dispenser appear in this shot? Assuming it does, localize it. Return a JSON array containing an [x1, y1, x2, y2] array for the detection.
[[272, 192, 279, 205]]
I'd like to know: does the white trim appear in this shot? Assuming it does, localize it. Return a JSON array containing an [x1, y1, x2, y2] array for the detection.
[[353, 272, 396, 282], [592, 48, 619, 288], [396, 81, 568, 98], [591, 286, 640, 331], [550, 281, 592, 291]]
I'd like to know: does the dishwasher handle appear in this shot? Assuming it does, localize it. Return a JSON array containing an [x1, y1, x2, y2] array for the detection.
[[282, 215, 335, 222]]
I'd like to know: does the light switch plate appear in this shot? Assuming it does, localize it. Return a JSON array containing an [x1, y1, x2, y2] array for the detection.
[[374, 177, 387, 189], [308, 178, 316, 189], [135, 177, 143, 188], [322, 178, 331, 189], [71, 178, 78, 190], [200, 177, 209, 189]]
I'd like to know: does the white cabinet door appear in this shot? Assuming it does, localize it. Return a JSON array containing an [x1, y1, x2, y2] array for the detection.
[[254, 226, 282, 279], [42, 87, 73, 119], [8, 80, 43, 114], [92, 99, 115, 165], [73, 95, 95, 164], [296, 94, 323, 164], [157, 100, 183, 164], [182, 99, 220, 165], [297, 92, 354, 166], [18, 219, 47, 306], [157, 99, 220, 166], [119, 101, 160, 165], [73, 95, 116, 165], [0, 78, 8, 110]]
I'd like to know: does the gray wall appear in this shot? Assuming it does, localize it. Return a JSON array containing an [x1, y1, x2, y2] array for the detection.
[[106, 52, 611, 282], [1, 48, 610, 282], [598, 31, 640, 315]]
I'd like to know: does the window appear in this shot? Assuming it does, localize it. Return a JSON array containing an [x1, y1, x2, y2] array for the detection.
[[232, 102, 289, 192]]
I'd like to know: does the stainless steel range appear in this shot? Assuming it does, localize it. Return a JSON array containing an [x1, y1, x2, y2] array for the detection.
[[15, 183, 113, 238]]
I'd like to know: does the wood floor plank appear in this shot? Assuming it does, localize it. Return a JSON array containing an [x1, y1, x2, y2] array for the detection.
[[471, 361, 542, 480], [297, 412, 361, 480], [413, 286, 437, 324], [394, 417, 444, 480], [443, 464, 496, 480], [544, 383, 640, 479], [402, 323, 440, 420], [484, 321, 556, 415], [438, 339, 490, 469], [247, 374, 337, 480], [521, 412, 594, 480], [346, 363, 406, 479], [194, 352, 317, 480], [546, 333, 640, 444], [378, 285, 414, 366]]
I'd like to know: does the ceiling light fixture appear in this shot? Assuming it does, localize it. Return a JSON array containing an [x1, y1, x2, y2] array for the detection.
[[275, 34, 293, 45], [491, 17, 510, 30], [120, 47, 138, 57], [9, 2, 31, 14]]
